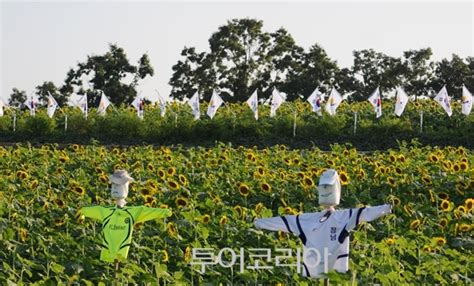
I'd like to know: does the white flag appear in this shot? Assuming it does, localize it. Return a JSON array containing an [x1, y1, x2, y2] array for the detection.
[[156, 92, 169, 117], [47, 93, 59, 118], [246, 90, 259, 120], [270, 88, 285, 117], [394, 87, 409, 117], [131, 95, 144, 119], [461, 85, 473, 116], [98, 92, 112, 116], [207, 91, 224, 119], [25, 96, 37, 116], [434, 86, 452, 117], [187, 91, 200, 120], [324, 88, 343, 116], [307, 88, 322, 116], [367, 87, 382, 118], [76, 94, 88, 118], [0, 98, 6, 116]]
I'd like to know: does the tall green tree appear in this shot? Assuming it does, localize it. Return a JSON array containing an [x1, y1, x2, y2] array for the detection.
[[431, 54, 470, 99], [8, 88, 27, 109], [351, 49, 404, 101], [284, 43, 338, 99], [169, 18, 304, 102], [400, 48, 434, 99], [35, 81, 68, 107], [63, 44, 154, 106]]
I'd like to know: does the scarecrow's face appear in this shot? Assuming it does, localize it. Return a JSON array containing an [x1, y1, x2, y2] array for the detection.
[[111, 182, 129, 199], [318, 183, 341, 207]]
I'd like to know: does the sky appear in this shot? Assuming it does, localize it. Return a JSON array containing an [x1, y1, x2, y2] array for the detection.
[[1, 0, 473, 104]]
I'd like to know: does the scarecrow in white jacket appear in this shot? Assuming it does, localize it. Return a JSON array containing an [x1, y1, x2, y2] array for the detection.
[[255, 169, 391, 278]]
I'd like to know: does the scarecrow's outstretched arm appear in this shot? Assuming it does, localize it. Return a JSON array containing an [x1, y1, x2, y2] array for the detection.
[[255, 215, 300, 235], [133, 206, 172, 224], [346, 204, 391, 231], [80, 206, 106, 221]]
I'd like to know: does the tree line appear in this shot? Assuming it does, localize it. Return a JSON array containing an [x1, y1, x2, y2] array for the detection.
[[8, 18, 474, 108]]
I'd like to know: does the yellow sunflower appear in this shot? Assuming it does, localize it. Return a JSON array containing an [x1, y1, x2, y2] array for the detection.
[[201, 214, 211, 224], [433, 237, 446, 247], [167, 179, 180, 191], [157, 169, 166, 179], [179, 174, 188, 186], [301, 176, 315, 189], [386, 177, 396, 187], [254, 203, 264, 214], [409, 219, 421, 229], [465, 198, 473, 211], [219, 215, 228, 227], [422, 245, 432, 253], [458, 223, 471, 232], [339, 172, 349, 186], [16, 171, 28, 180], [166, 222, 177, 237], [167, 167, 176, 177], [260, 182, 272, 193], [175, 197, 189, 208], [73, 186, 86, 196], [30, 180, 39, 189], [161, 250, 169, 263], [239, 184, 250, 197], [385, 238, 396, 246], [439, 218, 448, 228], [440, 200, 451, 212]]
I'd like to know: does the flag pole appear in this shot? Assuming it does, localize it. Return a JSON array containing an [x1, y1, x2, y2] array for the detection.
[[293, 108, 297, 137], [419, 111, 423, 134], [353, 112, 358, 135], [65, 114, 68, 131], [13, 111, 16, 132]]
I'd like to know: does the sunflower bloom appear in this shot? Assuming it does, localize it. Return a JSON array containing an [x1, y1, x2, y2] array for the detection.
[[167, 222, 177, 237], [260, 182, 272, 193], [433, 237, 446, 247], [458, 223, 471, 232], [410, 219, 421, 229], [385, 238, 395, 246], [239, 184, 250, 197], [440, 200, 451, 212], [201, 214, 211, 224], [161, 250, 169, 263], [219, 215, 228, 227], [184, 246, 192, 263], [387, 177, 396, 187], [175, 197, 189, 208], [439, 218, 448, 228], [339, 172, 349, 186], [465, 198, 473, 211], [167, 179, 180, 191]]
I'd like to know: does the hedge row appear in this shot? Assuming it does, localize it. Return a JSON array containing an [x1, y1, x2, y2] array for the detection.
[[0, 100, 472, 149]]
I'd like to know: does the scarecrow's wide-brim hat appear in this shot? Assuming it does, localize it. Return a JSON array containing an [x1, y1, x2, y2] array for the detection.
[[109, 169, 135, 185]]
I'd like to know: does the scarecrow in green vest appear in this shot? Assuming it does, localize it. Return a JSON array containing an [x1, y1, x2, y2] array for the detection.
[[80, 170, 171, 264]]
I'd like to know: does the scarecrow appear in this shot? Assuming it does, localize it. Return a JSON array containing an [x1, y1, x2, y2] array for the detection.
[[80, 170, 172, 268], [255, 169, 391, 278]]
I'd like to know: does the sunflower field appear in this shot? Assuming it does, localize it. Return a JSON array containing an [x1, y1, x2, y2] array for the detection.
[[0, 99, 473, 149], [0, 143, 472, 284]]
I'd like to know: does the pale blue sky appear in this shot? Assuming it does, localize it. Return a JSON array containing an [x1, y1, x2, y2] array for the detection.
[[1, 0, 473, 103]]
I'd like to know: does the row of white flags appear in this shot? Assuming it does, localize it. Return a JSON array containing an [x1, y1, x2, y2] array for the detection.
[[0, 85, 472, 119]]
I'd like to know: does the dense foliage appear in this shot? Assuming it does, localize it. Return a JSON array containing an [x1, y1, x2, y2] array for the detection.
[[0, 143, 472, 284], [0, 100, 473, 149]]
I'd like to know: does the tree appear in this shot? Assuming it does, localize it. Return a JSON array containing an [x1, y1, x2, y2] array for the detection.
[[431, 54, 470, 100], [351, 49, 404, 101], [8, 88, 27, 109], [35, 81, 68, 107], [63, 44, 154, 106], [284, 43, 338, 99], [401, 48, 434, 99], [169, 18, 304, 102]]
